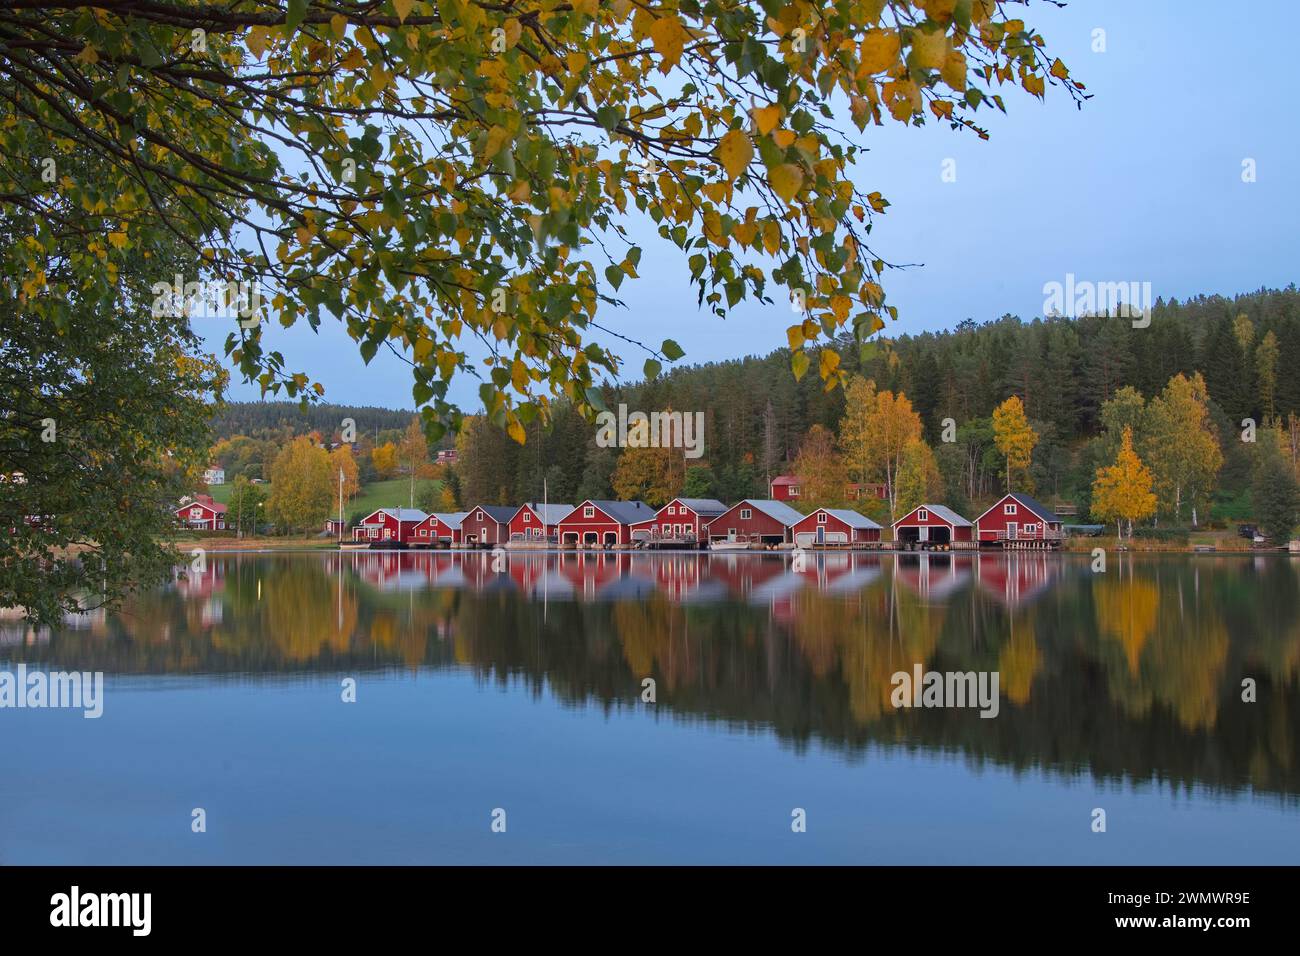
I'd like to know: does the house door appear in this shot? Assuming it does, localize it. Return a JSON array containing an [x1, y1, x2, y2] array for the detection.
[[1007, 522, 1017, 540], [816, 526, 824, 544], [918, 526, 929, 542]]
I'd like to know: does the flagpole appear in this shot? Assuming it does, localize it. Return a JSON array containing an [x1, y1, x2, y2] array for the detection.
[[338, 468, 344, 546]]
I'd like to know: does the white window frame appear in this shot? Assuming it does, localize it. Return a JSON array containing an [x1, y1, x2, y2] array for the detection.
[[523, 511, 531, 523], [917, 508, 929, 521], [740, 508, 752, 520], [584, 506, 595, 518], [817, 512, 827, 524], [1004, 503, 1017, 515]]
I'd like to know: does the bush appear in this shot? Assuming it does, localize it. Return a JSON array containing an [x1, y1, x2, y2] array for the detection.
[[1131, 526, 1190, 544]]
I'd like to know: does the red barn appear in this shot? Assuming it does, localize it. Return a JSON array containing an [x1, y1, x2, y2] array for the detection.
[[460, 505, 517, 547], [974, 493, 1064, 545], [508, 503, 573, 543], [708, 499, 803, 547], [351, 508, 428, 545], [629, 497, 728, 545], [557, 500, 656, 547], [175, 495, 228, 531], [410, 511, 468, 547], [791, 508, 881, 546], [892, 504, 973, 546]]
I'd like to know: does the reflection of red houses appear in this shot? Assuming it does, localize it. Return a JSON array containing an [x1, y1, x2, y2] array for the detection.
[[508, 503, 573, 542], [975, 553, 1057, 607], [974, 493, 1064, 544], [352, 508, 428, 545], [175, 494, 228, 530], [629, 497, 728, 544], [557, 500, 655, 547], [790, 508, 882, 546], [892, 504, 973, 546], [893, 553, 974, 600]]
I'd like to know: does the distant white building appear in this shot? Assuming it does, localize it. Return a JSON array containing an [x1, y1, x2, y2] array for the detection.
[[203, 466, 226, 486]]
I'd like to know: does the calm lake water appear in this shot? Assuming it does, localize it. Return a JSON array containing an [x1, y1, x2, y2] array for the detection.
[[3, 549, 1299, 864]]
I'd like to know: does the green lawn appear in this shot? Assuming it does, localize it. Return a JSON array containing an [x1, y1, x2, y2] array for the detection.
[[205, 476, 442, 521]]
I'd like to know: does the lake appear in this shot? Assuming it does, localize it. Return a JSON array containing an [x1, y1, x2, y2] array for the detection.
[[3, 549, 1298, 864]]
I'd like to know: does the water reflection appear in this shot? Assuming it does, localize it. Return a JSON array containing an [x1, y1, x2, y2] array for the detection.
[[9, 550, 1300, 799]]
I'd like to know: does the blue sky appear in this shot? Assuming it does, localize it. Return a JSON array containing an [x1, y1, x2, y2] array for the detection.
[[202, 0, 1298, 411]]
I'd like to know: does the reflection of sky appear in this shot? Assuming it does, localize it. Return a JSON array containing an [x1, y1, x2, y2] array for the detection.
[[3, 672, 1296, 865], [193, 0, 1300, 413]]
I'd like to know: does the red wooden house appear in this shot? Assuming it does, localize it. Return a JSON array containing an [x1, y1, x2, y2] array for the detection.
[[629, 497, 727, 544], [892, 504, 973, 546], [770, 474, 888, 503], [409, 511, 468, 547], [708, 499, 803, 547], [556, 500, 656, 547], [175, 494, 228, 531], [351, 508, 428, 545], [974, 493, 1064, 544], [791, 508, 881, 546], [508, 503, 573, 542], [460, 505, 518, 547]]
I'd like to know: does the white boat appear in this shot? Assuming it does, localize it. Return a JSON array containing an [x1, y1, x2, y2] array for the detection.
[[709, 539, 753, 552]]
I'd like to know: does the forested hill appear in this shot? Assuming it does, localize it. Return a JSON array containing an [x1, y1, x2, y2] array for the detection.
[[209, 402, 415, 442], [613, 286, 1300, 469]]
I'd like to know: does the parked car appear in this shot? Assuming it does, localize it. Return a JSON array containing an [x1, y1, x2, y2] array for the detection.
[[1238, 524, 1259, 540]]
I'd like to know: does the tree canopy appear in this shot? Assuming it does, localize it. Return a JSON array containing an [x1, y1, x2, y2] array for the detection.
[[1, 0, 1081, 442]]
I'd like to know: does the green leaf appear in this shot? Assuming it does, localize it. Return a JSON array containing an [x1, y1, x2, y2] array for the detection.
[[584, 386, 607, 412], [643, 358, 662, 379], [604, 264, 624, 290], [285, 0, 309, 33], [791, 350, 809, 381], [661, 338, 684, 360]]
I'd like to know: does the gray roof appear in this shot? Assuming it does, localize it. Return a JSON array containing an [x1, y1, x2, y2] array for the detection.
[[465, 505, 517, 523], [1007, 492, 1062, 525], [733, 499, 804, 527], [671, 498, 729, 517], [433, 512, 469, 529], [374, 508, 428, 522], [895, 504, 972, 527], [580, 500, 657, 524], [818, 508, 882, 530], [520, 503, 574, 525]]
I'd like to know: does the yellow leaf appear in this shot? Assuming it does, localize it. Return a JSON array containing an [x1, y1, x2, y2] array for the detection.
[[107, 231, 127, 249], [330, 14, 348, 39], [940, 51, 967, 91], [483, 125, 511, 160], [511, 360, 529, 392], [859, 29, 900, 74], [773, 129, 796, 149], [507, 418, 527, 444], [246, 28, 269, 59], [791, 350, 810, 381], [752, 105, 782, 135], [649, 16, 688, 72], [394, 0, 415, 24], [1050, 57, 1069, 80], [819, 349, 841, 379], [762, 220, 781, 254], [504, 18, 523, 47], [769, 164, 803, 203], [508, 180, 531, 202], [909, 29, 949, 70], [717, 129, 752, 181], [787, 324, 805, 350]]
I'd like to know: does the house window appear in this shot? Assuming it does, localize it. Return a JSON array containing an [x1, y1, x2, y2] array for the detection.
[[817, 512, 827, 524], [789, 486, 800, 497], [476, 511, 483, 520], [740, 508, 752, 520], [584, 506, 595, 518], [523, 511, 531, 522], [1004, 503, 1016, 515], [917, 509, 929, 521]]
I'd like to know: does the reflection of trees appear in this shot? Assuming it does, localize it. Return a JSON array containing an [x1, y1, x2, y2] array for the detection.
[[24, 552, 1300, 797]]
